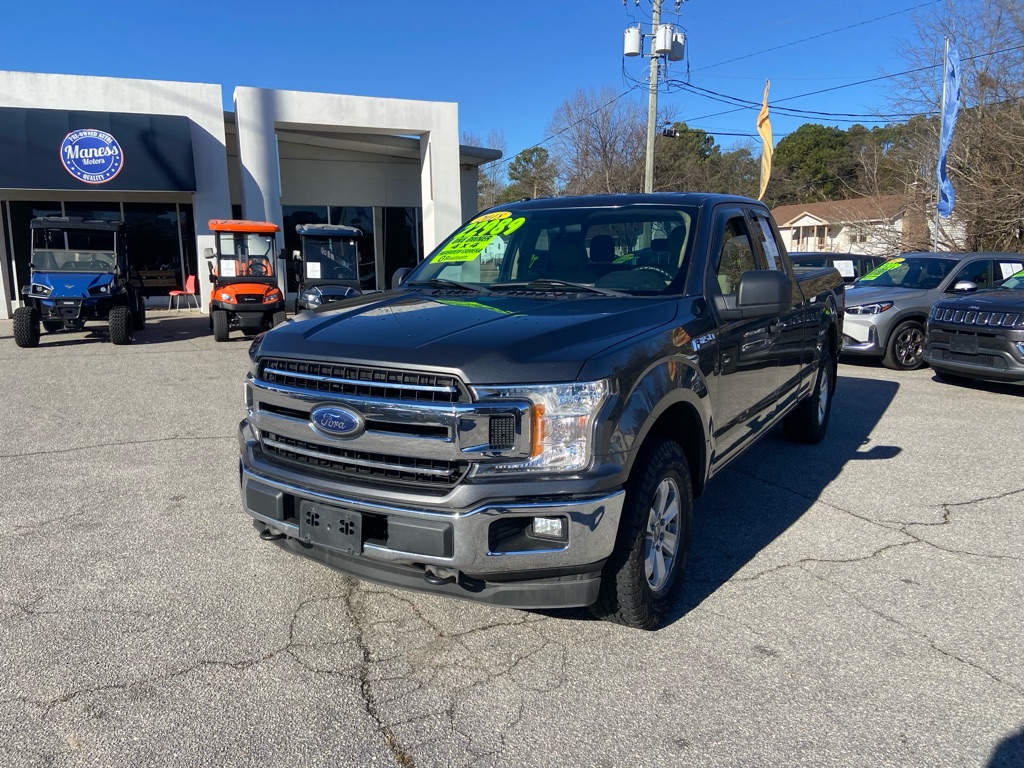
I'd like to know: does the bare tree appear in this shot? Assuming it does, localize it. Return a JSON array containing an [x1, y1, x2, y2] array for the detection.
[[546, 86, 646, 195], [892, 0, 1024, 251]]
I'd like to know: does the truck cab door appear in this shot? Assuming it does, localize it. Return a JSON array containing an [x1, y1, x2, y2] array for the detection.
[[706, 207, 781, 465], [749, 209, 808, 402]]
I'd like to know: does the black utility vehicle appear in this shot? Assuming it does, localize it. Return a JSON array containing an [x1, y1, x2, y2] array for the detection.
[[238, 193, 845, 629], [292, 223, 369, 312], [14, 217, 144, 347], [926, 267, 1024, 384]]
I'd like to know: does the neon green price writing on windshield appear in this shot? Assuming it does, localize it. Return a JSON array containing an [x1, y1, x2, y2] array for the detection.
[[432, 213, 526, 263], [860, 258, 904, 281]]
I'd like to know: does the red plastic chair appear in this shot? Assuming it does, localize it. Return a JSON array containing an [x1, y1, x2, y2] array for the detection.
[[168, 274, 199, 310]]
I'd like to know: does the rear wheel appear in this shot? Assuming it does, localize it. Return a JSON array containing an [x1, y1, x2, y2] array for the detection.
[[14, 307, 41, 348], [212, 309, 230, 341], [271, 310, 287, 328], [591, 438, 693, 629], [133, 303, 146, 331], [784, 348, 834, 444], [108, 305, 134, 345], [883, 320, 926, 370], [42, 320, 63, 333]]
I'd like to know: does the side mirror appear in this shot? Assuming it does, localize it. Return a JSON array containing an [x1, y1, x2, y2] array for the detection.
[[392, 267, 412, 289], [291, 249, 301, 261], [952, 280, 977, 293], [204, 247, 215, 259], [717, 270, 791, 321]]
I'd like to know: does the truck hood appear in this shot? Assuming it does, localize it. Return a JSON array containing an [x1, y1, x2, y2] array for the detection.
[[33, 271, 115, 298], [933, 287, 1024, 312], [258, 290, 679, 383], [846, 285, 928, 306]]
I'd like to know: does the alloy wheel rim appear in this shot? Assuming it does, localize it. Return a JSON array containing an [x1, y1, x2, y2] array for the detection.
[[817, 363, 830, 424], [644, 476, 681, 592], [897, 328, 924, 366]]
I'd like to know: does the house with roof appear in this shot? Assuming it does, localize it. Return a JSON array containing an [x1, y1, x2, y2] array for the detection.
[[771, 195, 910, 257]]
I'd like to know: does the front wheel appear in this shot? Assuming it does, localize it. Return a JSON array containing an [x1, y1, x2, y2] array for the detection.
[[211, 309, 230, 341], [883, 320, 926, 370], [784, 347, 834, 444], [591, 438, 693, 630], [14, 306, 41, 348], [108, 305, 134, 345]]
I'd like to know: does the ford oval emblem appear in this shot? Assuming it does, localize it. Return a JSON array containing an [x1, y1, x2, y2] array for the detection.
[[60, 129, 124, 184], [310, 405, 364, 438]]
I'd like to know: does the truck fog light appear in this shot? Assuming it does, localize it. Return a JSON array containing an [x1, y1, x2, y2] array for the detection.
[[532, 516, 565, 540]]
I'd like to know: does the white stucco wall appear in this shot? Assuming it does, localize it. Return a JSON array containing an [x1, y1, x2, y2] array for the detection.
[[233, 87, 462, 259]]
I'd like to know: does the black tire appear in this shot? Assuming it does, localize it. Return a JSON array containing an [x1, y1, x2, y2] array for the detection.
[[212, 309, 230, 342], [784, 347, 834, 444], [883, 320, 926, 370], [133, 303, 146, 331], [42, 320, 63, 333], [14, 306, 41, 348], [591, 438, 693, 630], [108, 305, 134, 345], [271, 310, 287, 328]]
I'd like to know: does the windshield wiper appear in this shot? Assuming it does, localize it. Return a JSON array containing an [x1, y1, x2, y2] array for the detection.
[[407, 278, 485, 292], [491, 279, 625, 297]]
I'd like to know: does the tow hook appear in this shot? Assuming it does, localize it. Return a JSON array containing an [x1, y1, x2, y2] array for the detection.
[[259, 527, 286, 542], [424, 566, 458, 586]]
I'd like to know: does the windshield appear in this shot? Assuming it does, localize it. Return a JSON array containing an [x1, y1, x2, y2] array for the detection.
[[301, 236, 359, 281], [997, 269, 1024, 290], [855, 256, 956, 289], [407, 204, 697, 294], [216, 232, 276, 278], [31, 228, 117, 272]]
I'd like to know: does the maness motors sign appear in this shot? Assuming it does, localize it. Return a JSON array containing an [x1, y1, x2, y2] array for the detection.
[[60, 129, 124, 184]]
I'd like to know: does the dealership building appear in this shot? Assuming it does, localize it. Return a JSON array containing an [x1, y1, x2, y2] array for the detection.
[[0, 70, 500, 318]]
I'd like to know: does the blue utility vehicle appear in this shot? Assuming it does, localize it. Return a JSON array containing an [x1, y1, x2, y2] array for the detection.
[[14, 216, 143, 347]]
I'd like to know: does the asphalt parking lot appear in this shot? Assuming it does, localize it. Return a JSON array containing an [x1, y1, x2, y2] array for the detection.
[[1, 311, 1022, 768]]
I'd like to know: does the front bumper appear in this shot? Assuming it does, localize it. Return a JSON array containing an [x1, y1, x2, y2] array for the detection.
[[239, 427, 625, 609], [841, 314, 884, 356], [925, 324, 1024, 382]]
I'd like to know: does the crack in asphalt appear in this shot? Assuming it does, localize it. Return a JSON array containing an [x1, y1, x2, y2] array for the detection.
[[0, 435, 235, 460]]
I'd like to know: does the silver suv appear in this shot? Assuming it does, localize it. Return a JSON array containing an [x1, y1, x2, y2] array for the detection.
[[843, 252, 1024, 370]]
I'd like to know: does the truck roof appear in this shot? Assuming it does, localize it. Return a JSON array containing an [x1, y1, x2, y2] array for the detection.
[[295, 223, 363, 237], [208, 219, 279, 234], [30, 216, 124, 231], [488, 192, 760, 212]]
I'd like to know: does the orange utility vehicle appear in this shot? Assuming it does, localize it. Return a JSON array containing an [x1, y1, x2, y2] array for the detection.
[[206, 219, 287, 341]]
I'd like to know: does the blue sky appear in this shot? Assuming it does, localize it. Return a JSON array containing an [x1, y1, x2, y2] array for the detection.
[[3, 0, 946, 170]]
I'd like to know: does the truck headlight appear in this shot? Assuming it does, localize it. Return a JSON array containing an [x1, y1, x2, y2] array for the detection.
[[30, 283, 52, 297], [846, 302, 893, 315], [301, 289, 322, 306], [219, 292, 232, 301], [264, 290, 282, 303], [478, 380, 610, 473]]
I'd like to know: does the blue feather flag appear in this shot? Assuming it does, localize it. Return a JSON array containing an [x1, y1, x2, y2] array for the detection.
[[936, 45, 961, 219]]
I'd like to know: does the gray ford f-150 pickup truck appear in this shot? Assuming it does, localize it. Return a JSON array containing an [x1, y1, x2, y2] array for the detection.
[[240, 193, 844, 628]]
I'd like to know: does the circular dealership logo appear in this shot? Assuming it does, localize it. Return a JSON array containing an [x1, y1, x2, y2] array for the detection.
[[310, 405, 364, 438], [60, 129, 124, 184]]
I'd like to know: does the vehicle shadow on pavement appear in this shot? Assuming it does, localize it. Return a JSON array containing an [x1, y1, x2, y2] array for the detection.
[[672, 373, 901, 622], [536, 373, 901, 629], [0, 314, 226, 347]]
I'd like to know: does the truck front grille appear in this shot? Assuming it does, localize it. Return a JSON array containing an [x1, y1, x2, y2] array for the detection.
[[933, 308, 1023, 328], [261, 431, 468, 490], [259, 358, 465, 404]]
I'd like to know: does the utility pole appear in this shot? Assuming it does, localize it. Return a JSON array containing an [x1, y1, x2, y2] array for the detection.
[[643, 0, 662, 194]]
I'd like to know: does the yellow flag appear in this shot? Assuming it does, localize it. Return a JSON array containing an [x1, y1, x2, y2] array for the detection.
[[757, 79, 772, 201]]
